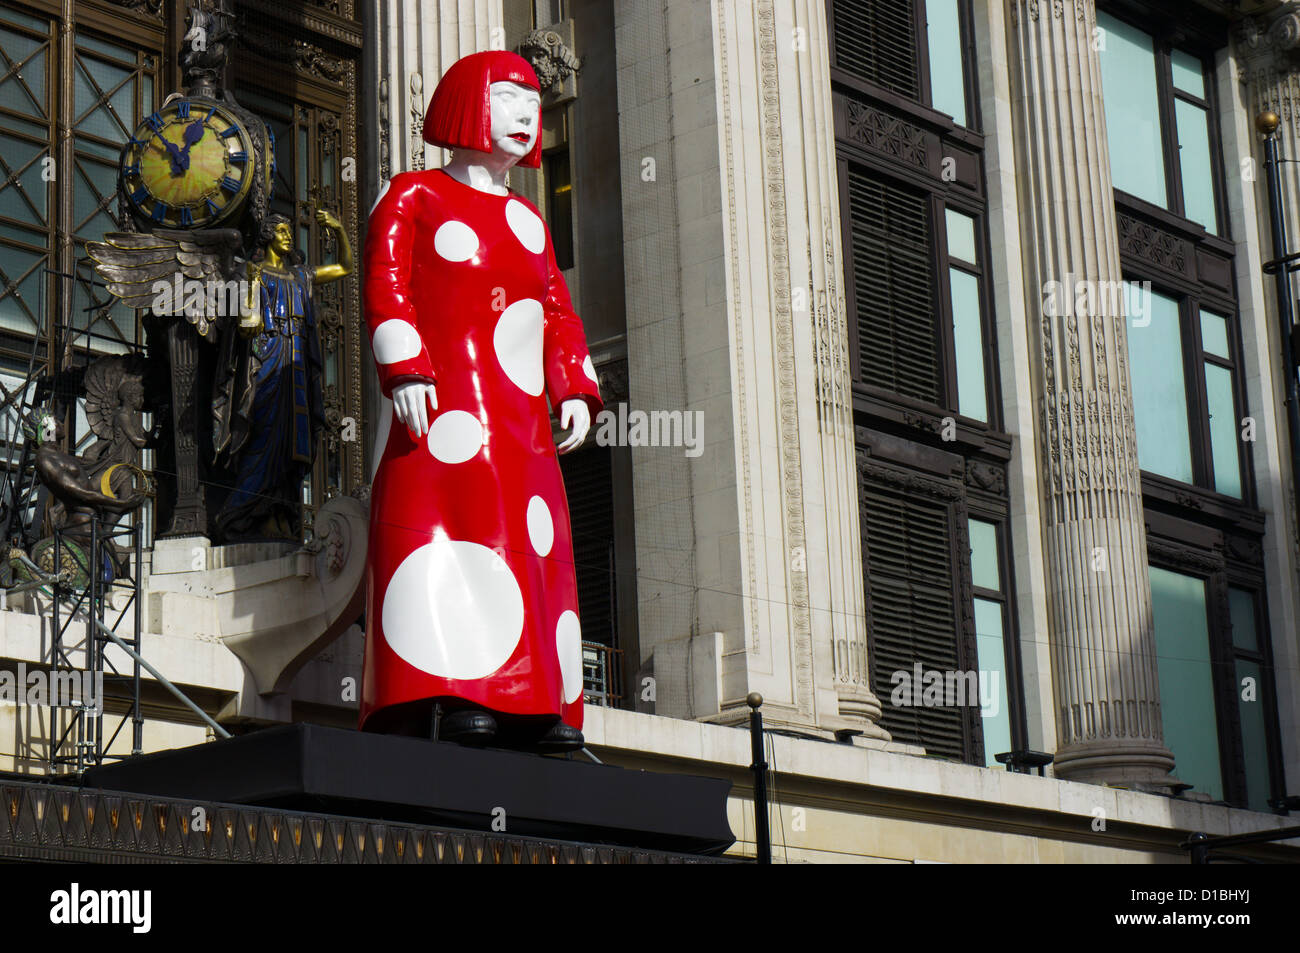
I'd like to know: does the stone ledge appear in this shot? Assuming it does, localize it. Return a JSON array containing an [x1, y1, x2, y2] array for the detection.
[[583, 706, 1300, 847]]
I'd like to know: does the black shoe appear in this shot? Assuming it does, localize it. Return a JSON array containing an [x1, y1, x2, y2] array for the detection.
[[534, 721, 584, 753], [438, 709, 497, 746]]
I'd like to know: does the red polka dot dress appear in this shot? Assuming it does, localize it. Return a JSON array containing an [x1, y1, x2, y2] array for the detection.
[[360, 167, 602, 733]]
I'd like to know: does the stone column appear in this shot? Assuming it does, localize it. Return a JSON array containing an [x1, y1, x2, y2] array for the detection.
[[1005, 0, 1175, 785], [617, 0, 885, 738], [369, 0, 505, 183]]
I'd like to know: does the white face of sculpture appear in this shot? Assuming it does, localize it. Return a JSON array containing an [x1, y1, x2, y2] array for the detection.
[[488, 81, 541, 164]]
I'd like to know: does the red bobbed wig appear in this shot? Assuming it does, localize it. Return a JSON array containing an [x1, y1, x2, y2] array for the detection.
[[423, 51, 543, 169]]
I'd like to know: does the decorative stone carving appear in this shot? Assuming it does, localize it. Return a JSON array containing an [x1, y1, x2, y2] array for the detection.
[[517, 27, 581, 97], [410, 72, 425, 171], [237, 31, 347, 85], [1117, 213, 1190, 278], [1226, 534, 1265, 568], [844, 100, 928, 170], [965, 460, 1007, 495], [218, 493, 367, 695], [106, 0, 164, 22], [378, 76, 391, 181], [596, 358, 630, 405]]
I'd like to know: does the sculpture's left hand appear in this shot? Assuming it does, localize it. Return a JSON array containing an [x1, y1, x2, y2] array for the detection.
[[557, 398, 590, 455]]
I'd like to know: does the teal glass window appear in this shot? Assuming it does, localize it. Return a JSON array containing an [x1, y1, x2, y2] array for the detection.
[[1235, 657, 1271, 812], [1171, 50, 1205, 98], [945, 208, 977, 264], [950, 269, 985, 422], [968, 517, 1015, 768], [1199, 307, 1242, 498], [1097, 13, 1166, 207], [1149, 565, 1222, 801], [974, 598, 1010, 767], [1199, 308, 1230, 358], [1126, 286, 1193, 483], [1204, 362, 1241, 498], [1097, 15, 1221, 233], [925, 0, 966, 127], [945, 209, 987, 422], [1229, 588, 1272, 811], [1229, 588, 1258, 651], [968, 518, 999, 590], [1175, 99, 1217, 232]]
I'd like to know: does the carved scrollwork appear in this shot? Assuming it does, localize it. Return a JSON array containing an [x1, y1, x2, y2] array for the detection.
[[1225, 534, 1265, 568], [106, 0, 165, 22], [1146, 535, 1226, 574], [238, 30, 347, 85], [596, 358, 630, 405], [516, 29, 582, 96], [964, 460, 1006, 495], [858, 457, 964, 502], [410, 72, 425, 171], [323, 385, 343, 454], [1117, 213, 1189, 278]]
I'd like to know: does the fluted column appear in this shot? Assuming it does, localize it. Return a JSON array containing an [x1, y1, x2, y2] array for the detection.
[[371, 0, 505, 183], [1006, 0, 1175, 785], [700, 0, 886, 737]]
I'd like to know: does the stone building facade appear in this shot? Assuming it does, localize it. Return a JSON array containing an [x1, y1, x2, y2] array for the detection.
[[1, 0, 1299, 861]]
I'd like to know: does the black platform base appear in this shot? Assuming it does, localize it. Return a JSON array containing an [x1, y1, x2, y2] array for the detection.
[[83, 724, 735, 855]]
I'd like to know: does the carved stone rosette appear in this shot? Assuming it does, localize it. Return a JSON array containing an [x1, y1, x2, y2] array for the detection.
[[1006, 0, 1176, 786]]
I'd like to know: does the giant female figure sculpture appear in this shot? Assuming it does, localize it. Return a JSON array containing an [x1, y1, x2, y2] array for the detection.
[[361, 51, 602, 751]]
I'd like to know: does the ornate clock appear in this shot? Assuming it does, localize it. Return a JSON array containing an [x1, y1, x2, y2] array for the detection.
[[119, 95, 262, 229]]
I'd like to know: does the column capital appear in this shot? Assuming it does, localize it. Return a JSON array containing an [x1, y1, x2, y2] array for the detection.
[[1237, 3, 1300, 76]]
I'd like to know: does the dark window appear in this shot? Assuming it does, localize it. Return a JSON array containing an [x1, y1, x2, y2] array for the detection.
[[861, 471, 966, 760], [544, 149, 574, 271], [843, 161, 996, 425], [830, 0, 973, 128], [831, 0, 920, 100], [846, 166, 939, 405], [558, 440, 622, 707], [834, 0, 1016, 767]]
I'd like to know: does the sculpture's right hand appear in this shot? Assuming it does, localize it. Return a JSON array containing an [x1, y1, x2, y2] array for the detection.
[[392, 381, 438, 438]]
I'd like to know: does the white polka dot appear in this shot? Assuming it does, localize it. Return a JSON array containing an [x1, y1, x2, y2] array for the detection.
[[505, 199, 546, 254], [493, 298, 544, 395], [372, 320, 422, 364], [426, 410, 483, 464], [582, 355, 599, 383], [382, 538, 524, 680], [556, 611, 583, 704], [434, 220, 479, 262], [370, 395, 393, 481], [527, 496, 553, 556]]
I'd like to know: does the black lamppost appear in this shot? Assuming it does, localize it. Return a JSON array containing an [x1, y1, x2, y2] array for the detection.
[[747, 692, 771, 864], [1256, 110, 1300, 548]]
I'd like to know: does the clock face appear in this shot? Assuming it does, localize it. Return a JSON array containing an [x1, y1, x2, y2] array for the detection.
[[120, 97, 257, 228]]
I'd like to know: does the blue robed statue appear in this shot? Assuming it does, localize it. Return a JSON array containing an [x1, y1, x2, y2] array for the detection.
[[211, 210, 353, 542]]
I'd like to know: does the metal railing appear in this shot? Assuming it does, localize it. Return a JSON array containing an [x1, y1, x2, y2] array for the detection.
[[582, 640, 624, 709]]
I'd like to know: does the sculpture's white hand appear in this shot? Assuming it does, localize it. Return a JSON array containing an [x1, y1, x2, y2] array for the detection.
[[392, 381, 438, 437], [557, 398, 590, 455]]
